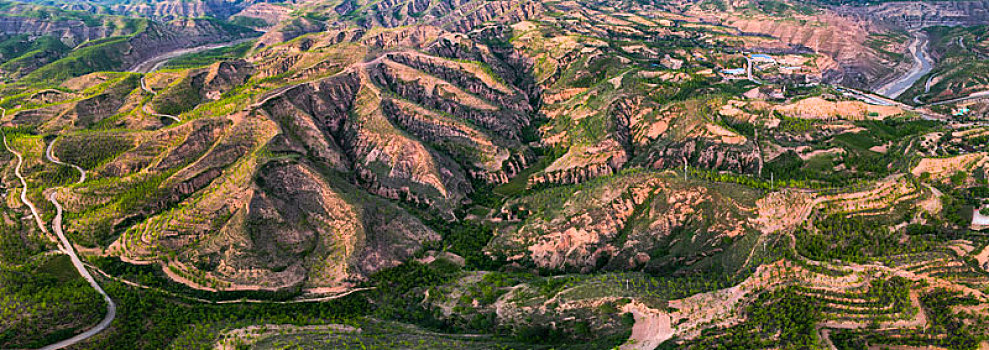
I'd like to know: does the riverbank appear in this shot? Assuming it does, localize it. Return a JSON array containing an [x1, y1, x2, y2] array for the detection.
[[876, 31, 934, 99]]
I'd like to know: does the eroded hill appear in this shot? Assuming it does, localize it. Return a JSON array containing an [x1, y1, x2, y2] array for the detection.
[[3, 0, 989, 349]]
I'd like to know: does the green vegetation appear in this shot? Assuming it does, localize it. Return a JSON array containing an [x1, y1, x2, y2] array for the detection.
[[0, 209, 46, 265], [0, 34, 70, 79], [672, 288, 824, 349], [0, 1, 107, 25], [78, 280, 367, 350], [425, 220, 501, 270], [937, 185, 980, 228], [492, 154, 557, 197], [162, 41, 253, 70], [864, 33, 908, 63], [152, 77, 205, 116], [53, 132, 135, 170], [0, 255, 105, 348], [228, 16, 270, 29], [21, 36, 133, 84], [245, 319, 572, 350], [3, 2, 989, 349], [832, 289, 986, 350], [797, 214, 939, 263], [92, 257, 304, 302], [899, 25, 989, 104]]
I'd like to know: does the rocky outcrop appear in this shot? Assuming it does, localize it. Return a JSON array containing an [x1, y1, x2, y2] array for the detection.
[[716, 14, 900, 88], [367, 58, 528, 140], [231, 3, 291, 28], [187, 159, 439, 291], [644, 139, 762, 175], [107, 0, 251, 21], [435, 0, 545, 32], [838, 1, 989, 29], [385, 51, 533, 124], [0, 16, 116, 47], [254, 17, 326, 49], [260, 68, 473, 213], [339, 0, 542, 33], [360, 25, 445, 49], [249, 27, 538, 215], [123, 19, 258, 70]]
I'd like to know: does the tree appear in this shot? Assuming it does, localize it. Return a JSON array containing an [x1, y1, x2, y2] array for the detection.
[[951, 171, 968, 186]]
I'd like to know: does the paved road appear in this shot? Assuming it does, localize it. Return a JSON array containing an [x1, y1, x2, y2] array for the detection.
[[912, 74, 937, 104], [836, 87, 904, 107], [46, 140, 85, 183], [745, 56, 762, 85], [2, 135, 49, 237], [929, 90, 989, 106], [139, 76, 181, 123], [2, 107, 116, 349], [38, 140, 116, 350], [1, 125, 49, 241], [835, 86, 948, 121], [40, 192, 116, 350], [876, 31, 934, 99]]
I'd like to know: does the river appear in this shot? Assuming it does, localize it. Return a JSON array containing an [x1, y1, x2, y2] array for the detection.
[[128, 37, 256, 74], [876, 31, 934, 99]]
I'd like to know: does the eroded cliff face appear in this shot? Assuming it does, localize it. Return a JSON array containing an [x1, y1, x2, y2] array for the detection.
[[5, 17, 258, 81], [254, 28, 538, 215], [123, 19, 258, 70], [505, 17, 765, 187], [334, 0, 545, 32], [41, 70, 445, 292], [231, 2, 291, 28], [188, 159, 439, 292], [0, 4, 145, 78], [1, 0, 920, 293], [107, 0, 251, 21], [838, 0, 989, 29], [24, 25, 539, 291], [0, 16, 118, 47]]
